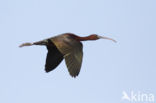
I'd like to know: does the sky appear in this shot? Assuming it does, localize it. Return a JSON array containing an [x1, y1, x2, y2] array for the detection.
[[0, 0, 156, 103]]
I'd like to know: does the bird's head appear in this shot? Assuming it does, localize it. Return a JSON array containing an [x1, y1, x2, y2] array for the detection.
[[89, 34, 117, 43]]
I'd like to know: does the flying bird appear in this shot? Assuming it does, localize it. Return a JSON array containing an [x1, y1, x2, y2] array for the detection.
[[19, 33, 116, 77]]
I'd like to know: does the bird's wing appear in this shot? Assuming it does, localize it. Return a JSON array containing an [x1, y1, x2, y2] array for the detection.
[[45, 39, 64, 72], [51, 35, 83, 77], [64, 48, 83, 77]]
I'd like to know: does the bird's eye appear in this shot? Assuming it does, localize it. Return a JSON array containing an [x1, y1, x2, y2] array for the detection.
[[94, 34, 98, 37]]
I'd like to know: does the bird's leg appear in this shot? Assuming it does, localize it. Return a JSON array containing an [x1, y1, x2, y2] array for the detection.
[[19, 42, 33, 47], [33, 39, 48, 45], [19, 39, 48, 48]]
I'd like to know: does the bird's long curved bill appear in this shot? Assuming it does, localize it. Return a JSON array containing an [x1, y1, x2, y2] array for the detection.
[[98, 36, 117, 43]]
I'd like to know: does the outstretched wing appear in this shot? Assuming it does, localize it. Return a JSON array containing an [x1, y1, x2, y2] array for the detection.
[[51, 34, 83, 77], [45, 40, 64, 72], [50, 34, 83, 77], [64, 48, 83, 77]]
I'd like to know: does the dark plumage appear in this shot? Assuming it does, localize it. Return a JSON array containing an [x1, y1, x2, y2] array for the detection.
[[45, 39, 63, 72], [19, 33, 116, 77]]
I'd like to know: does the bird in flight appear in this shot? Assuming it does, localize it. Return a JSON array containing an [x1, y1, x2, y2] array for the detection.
[[19, 33, 116, 77]]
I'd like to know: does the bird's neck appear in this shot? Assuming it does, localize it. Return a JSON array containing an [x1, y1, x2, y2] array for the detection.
[[69, 34, 97, 41], [77, 36, 96, 41]]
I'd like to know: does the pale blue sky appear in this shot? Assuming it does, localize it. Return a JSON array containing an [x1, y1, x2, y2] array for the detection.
[[0, 0, 156, 103]]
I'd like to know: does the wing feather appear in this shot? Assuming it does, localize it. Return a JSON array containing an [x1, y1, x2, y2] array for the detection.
[[51, 34, 83, 77], [45, 40, 64, 72], [64, 42, 83, 77]]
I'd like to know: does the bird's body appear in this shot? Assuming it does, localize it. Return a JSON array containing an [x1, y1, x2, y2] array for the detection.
[[20, 33, 116, 77]]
